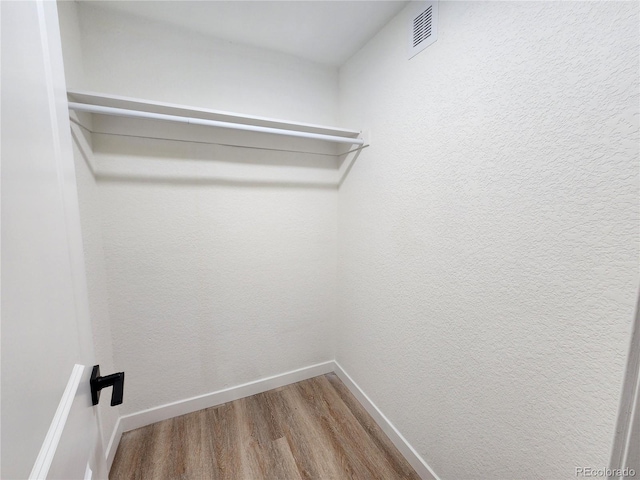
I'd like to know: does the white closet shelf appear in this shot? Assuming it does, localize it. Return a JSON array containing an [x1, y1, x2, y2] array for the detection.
[[67, 91, 364, 146]]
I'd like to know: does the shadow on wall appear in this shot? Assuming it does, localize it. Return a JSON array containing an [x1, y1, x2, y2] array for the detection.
[[70, 113, 366, 189]]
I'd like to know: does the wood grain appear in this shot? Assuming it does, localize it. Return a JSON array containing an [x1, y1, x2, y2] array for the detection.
[[110, 374, 420, 479]]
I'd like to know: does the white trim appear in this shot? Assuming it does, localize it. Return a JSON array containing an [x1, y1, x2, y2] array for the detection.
[[333, 361, 441, 480], [107, 361, 439, 480], [105, 417, 123, 470], [29, 364, 85, 480], [609, 292, 640, 477], [620, 370, 640, 476], [119, 361, 334, 433]]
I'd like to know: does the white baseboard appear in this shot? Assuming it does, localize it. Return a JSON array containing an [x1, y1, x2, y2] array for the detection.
[[333, 361, 441, 480], [105, 416, 123, 470], [118, 360, 334, 434], [106, 360, 439, 480]]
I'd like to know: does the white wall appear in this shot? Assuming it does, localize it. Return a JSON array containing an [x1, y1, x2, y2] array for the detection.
[[64, 4, 339, 417], [337, 2, 639, 479], [97, 174, 337, 415], [60, 2, 639, 477], [71, 121, 122, 453], [58, 0, 122, 454], [74, 3, 338, 125]]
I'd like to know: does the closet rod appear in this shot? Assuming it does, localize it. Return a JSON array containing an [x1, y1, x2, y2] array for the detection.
[[68, 102, 364, 146]]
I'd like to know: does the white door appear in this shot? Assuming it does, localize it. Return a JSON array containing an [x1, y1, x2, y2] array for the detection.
[[1, 1, 108, 479]]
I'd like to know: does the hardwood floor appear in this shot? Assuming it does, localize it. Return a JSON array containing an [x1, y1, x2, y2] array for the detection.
[[110, 373, 420, 479]]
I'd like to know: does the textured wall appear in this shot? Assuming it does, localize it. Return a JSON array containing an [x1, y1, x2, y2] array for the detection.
[[69, 5, 339, 416], [97, 176, 337, 415], [63, 2, 639, 476], [71, 123, 122, 454], [76, 3, 338, 125], [337, 2, 639, 479]]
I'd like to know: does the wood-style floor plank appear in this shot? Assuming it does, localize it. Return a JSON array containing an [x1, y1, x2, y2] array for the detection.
[[110, 374, 420, 480], [268, 437, 303, 480], [324, 373, 420, 479], [207, 402, 241, 479]]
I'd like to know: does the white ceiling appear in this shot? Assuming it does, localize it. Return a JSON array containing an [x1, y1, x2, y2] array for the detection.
[[82, 1, 409, 66]]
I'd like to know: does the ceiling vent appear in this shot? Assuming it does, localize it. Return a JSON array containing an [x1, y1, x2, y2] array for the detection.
[[408, 1, 438, 59]]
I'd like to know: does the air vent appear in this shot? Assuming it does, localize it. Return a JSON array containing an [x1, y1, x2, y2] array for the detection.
[[408, 1, 438, 59]]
